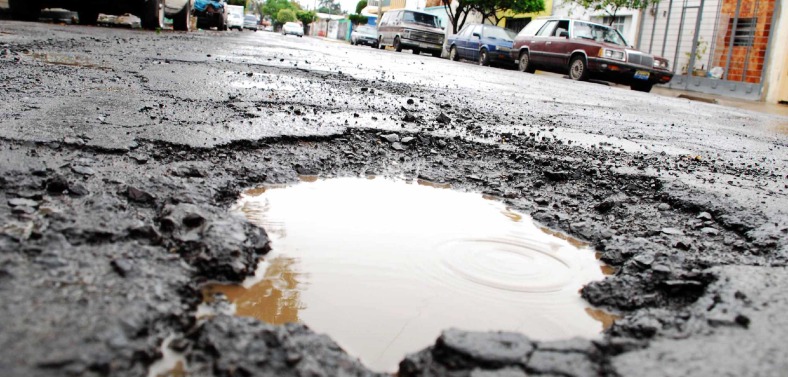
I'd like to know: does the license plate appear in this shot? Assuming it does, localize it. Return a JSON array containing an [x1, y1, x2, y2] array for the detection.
[[634, 70, 650, 80]]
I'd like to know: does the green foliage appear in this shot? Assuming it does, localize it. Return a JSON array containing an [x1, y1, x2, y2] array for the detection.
[[348, 13, 368, 25], [261, 0, 300, 18], [226, 0, 248, 6], [318, 0, 343, 14], [296, 10, 317, 26], [355, 0, 368, 14], [570, 0, 660, 20], [276, 8, 297, 23], [471, 0, 545, 25]]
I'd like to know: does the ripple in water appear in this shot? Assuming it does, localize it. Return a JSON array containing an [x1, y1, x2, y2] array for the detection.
[[205, 178, 611, 372]]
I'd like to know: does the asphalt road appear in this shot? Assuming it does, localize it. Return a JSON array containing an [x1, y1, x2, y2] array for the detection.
[[1, 21, 787, 377]]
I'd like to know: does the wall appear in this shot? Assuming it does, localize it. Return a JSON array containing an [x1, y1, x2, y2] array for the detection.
[[496, 0, 553, 32], [711, 0, 776, 83], [764, 0, 786, 103]]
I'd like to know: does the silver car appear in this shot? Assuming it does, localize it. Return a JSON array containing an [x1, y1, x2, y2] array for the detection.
[[351, 25, 378, 47], [244, 15, 259, 31], [282, 22, 304, 37]]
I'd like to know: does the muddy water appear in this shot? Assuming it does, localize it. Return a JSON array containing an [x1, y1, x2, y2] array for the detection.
[[206, 178, 610, 371]]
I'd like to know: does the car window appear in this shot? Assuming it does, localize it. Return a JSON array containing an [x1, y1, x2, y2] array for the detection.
[[536, 20, 557, 37], [244, 15, 256, 22], [357, 25, 375, 33], [572, 21, 627, 46], [517, 19, 547, 37], [402, 11, 439, 28], [483, 26, 516, 40]]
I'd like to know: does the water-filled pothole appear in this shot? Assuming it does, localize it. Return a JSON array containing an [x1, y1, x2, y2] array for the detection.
[[205, 177, 613, 371]]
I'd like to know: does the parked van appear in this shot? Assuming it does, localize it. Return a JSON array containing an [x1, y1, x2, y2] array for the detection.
[[377, 9, 444, 57]]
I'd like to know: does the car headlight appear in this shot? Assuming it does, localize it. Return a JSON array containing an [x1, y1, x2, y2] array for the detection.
[[653, 59, 669, 69], [403, 29, 411, 39], [599, 48, 625, 61]]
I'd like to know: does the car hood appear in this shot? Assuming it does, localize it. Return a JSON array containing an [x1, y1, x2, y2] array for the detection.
[[485, 38, 513, 48], [353, 31, 377, 38]]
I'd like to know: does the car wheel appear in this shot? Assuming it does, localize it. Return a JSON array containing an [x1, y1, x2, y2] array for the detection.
[[412, 48, 420, 55], [371, 43, 377, 48], [172, 0, 191, 31], [569, 56, 589, 81], [141, 0, 165, 30], [77, 6, 99, 25], [378, 37, 385, 49], [432, 51, 441, 58], [631, 82, 654, 93], [393, 36, 402, 52], [449, 46, 459, 61], [518, 51, 534, 73], [479, 48, 490, 66], [9, 0, 41, 21]]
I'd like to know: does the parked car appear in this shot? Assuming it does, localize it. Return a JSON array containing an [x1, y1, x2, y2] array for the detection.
[[377, 9, 444, 57], [351, 25, 378, 47], [194, 0, 226, 30], [282, 22, 304, 37], [447, 24, 516, 66], [226, 12, 244, 31], [511, 18, 673, 92], [244, 15, 259, 31], [8, 0, 192, 31]]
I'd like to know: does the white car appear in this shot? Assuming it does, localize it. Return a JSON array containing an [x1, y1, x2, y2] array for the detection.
[[227, 12, 244, 31], [282, 22, 304, 37]]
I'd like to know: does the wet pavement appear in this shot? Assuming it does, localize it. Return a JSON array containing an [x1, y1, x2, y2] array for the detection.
[[0, 20, 787, 377]]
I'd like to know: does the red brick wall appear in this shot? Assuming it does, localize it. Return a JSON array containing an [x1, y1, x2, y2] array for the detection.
[[713, 0, 775, 83]]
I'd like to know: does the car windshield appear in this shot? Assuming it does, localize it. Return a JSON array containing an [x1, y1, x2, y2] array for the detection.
[[285, 22, 300, 28], [402, 11, 439, 28], [484, 26, 516, 40], [357, 25, 375, 34], [244, 16, 256, 22], [572, 21, 627, 46]]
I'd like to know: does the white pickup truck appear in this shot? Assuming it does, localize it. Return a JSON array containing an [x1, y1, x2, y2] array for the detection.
[[8, 0, 193, 31]]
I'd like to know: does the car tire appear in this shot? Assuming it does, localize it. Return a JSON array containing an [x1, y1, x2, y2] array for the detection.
[[372, 43, 377, 49], [378, 37, 385, 49], [569, 56, 589, 81], [432, 51, 441, 58], [77, 6, 99, 25], [449, 46, 459, 61], [412, 48, 420, 55], [393, 36, 402, 52], [631, 82, 654, 92], [172, 0, 191, 31], [141, 0, 165, 30], [479, 48, 490, 66], [9, 0, 41, 21], [518, 51, 534, 73]]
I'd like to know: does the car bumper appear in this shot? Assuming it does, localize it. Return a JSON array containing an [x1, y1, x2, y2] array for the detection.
[[401, 38, 443, 52], [355, 38, 377, 45], [588, 58, 674, 84], [284, 31, 304, 36], [488, 49, 515, 63], [244, 25, 258, 30]]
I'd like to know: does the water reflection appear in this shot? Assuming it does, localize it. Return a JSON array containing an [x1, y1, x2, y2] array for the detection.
[[205, 257, 303, 325], [211, 178, 611, 371]]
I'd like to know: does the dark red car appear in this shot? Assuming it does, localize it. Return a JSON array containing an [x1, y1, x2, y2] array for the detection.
[[511, 18, 673, 92]]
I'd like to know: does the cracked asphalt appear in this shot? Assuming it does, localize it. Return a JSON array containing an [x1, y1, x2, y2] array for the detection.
[[0, 20, 786, 377]]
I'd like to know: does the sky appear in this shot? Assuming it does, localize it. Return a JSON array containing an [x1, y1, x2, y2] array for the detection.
[[295, 0, 361, 14]]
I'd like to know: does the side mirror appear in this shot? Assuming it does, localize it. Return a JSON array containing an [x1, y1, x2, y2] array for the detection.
[[472, 32, 481, 38], [559, 30, 569, 38]]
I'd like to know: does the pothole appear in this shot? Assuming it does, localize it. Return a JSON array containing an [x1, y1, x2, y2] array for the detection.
[[204, 177, 613, 371]]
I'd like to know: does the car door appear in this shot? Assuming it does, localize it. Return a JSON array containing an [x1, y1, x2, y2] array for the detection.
[[466, 25, 482, 61], [542, 20, 571, 67], [454, 26, 470, 57], [528, 20, 558, 66]]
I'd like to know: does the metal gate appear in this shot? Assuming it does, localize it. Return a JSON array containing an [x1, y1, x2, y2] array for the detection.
[[636, 0, 780, 100]]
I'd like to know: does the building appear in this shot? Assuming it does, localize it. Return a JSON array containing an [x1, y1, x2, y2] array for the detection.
[[637, 0, 785, 102], [550, 0, 642, 45], [497, 0, 554, 34]]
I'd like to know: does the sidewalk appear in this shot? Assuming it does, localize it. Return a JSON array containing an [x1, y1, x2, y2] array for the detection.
[[651, 86, 788, 118]]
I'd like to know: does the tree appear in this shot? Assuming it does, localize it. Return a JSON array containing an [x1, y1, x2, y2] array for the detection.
[[262, 0, 299, 19], [276, 8, 297, 23], [296, 10, 316, 26], [355, 0, 368, 14], [442, 0, 475, 34], [472, 0, 544, 26], [570, 0, 659, 24], [348, 13, 368, 25], [318, 0, 343, 14]]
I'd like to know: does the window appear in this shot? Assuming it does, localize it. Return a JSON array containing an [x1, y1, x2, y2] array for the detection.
[[730, 18, 757, 46], [402, 11, 439, 28], [505, 17, 531, 34], [536, 20, 558, 37], [601, 16, 626, 34]]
